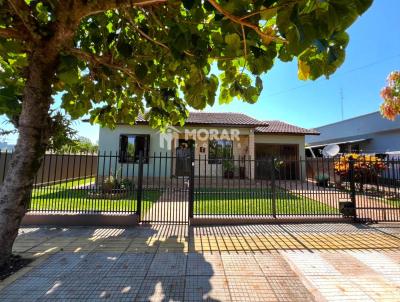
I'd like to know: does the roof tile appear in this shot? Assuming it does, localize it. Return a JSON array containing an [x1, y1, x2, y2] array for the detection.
[[255, 120, 319, 135], [136, 112, 266, 126]]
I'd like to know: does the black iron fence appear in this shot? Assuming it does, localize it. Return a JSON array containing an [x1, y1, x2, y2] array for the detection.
[[0, 151, 399, 223], [193, 155, 400, 222]]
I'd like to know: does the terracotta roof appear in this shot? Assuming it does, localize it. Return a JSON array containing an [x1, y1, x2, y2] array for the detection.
[[255, 121, 319, 135], [135, 112, 266, 127], [89, 112, 318, 134], [186, 112, 266, 126]]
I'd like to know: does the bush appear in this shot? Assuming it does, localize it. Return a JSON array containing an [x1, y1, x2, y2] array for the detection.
[[334, 154, 387, 190]]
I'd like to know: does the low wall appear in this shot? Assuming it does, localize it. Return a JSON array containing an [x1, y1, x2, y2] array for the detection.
[[21, 213, 139, 227], [190, 217, 352, 226]]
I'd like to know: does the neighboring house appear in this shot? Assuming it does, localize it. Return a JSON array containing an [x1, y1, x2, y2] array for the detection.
[[98, 112, 318, 179], [306, 111, 400, 156]]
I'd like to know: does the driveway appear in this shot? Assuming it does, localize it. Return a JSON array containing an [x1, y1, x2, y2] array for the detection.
[[1, 223, 400, 301]]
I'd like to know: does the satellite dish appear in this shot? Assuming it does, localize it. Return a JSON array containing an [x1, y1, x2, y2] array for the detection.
[[322, 144, 340, 158]]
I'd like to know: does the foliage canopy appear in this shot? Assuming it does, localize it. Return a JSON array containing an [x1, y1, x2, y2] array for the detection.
[[380, 71, 400, 120], [0, 0, 372, 129]]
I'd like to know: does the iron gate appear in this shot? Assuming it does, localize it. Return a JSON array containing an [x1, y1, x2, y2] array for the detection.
[[137, 154, 190, 224]]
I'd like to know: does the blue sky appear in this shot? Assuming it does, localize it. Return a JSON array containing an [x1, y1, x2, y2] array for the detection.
[[2, 0, 400, 144]]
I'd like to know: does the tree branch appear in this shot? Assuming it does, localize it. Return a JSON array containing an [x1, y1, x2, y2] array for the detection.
[[239, 0, 301, 20], [207, 0, 285, 43], [241, 25, 247, 59], [0, 27, 25, 40], [68, 48, 145, 89], [79, 0, 167, 19], [7, 0, 41, 41], [240, 24, 247, 74], [123, 9, 169, 50]]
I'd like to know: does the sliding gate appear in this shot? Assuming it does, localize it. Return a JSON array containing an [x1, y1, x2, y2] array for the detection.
[[137, 155, 400, 224]]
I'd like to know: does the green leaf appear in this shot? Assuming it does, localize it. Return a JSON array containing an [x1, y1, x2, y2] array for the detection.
[[224, 33, 241, 55], [57, 56, 80, 85], [135, 64, 147, 80], [35, 2, 50, 23], [260, 6, 277, 20], [255, 76, 263, 91], [298, 60, 310, 80], [117, 41, 133, 58]]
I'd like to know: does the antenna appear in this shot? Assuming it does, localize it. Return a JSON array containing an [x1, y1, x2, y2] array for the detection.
[[340, 88, 344, 120]]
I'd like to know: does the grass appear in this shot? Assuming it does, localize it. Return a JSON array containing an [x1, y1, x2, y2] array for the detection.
[[29, 179, 339, 216], [194, 188, 339, 216], [378, 197, 400, 208], [29, 178, 160, 213]]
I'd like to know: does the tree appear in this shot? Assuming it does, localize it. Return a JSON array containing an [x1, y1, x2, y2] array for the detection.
[[0, 0, 372, 264], [380, 71, 400, 120], [56, 136, 98, 153]]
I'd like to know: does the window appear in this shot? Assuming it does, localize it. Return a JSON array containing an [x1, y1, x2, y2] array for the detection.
[[119, 134, 150, 163], [208, 140, 233, 164]]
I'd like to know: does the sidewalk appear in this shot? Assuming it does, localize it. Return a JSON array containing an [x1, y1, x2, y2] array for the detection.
[[0, 223, 400, 301]]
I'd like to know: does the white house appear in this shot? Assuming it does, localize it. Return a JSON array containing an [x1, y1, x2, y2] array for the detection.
[[98, 112, 319, 179]]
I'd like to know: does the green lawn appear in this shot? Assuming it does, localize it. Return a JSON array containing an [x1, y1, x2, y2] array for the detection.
[[380, 197, 400, 208], [29, 179, 160, 213], [30, 179, 339, 216], [194, 188, 339, 215]]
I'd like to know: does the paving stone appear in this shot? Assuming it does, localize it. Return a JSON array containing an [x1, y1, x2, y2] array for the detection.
[[88, 276, 144, 300], [266, 276, 315, 302], [0, 276, 55, 302], [26, 252, 87, 278], [347, 275, 400, 301], [147, 252, 187, 276], [349, 251, 400, 285], [226, 275, 276, 302], [221, 253, 264, 277], [385, 250, 400, 264], [253, 252, 297, 277], [303, 275, 374, 301], [135, 276, 185, 302], [185, 275, 231, 301], [282, 251, 341, 276], [106, 253, 154, 277], [65, 252, 120, 276], [186, 252, 225, 276], [37, 278, 99, 300], [321, 252, 378, 277], [5, 224, 400, 302]]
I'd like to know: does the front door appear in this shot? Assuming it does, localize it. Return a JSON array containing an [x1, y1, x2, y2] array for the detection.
[[175, 139, 195, 176]]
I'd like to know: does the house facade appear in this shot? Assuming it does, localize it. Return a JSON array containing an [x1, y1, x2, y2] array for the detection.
[[306, 111, 400, 156], [98, 112, 318, 179]]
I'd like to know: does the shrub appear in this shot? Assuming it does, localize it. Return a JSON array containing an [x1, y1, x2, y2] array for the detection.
[[334, 154, 387, 190]]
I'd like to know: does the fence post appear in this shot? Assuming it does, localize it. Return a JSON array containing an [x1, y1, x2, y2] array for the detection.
[[348, 156, 357, 220], [136, 151, 144, 220], [188, 151, 195, 220], [271, 157, 277, 218]]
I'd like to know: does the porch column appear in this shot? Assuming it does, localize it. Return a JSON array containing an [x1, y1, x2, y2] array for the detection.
[[249, 130, 255, 179]]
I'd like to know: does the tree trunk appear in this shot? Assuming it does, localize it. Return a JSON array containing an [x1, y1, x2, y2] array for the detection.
[[0, 47, 58, 266]]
